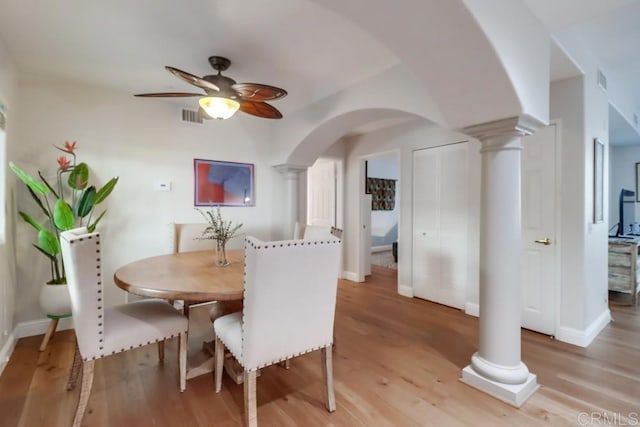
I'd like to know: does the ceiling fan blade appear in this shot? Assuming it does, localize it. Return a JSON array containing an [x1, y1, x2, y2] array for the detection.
[[134, 92, 203, 97], [165, 66, 220, 92], [239, 100, 283, 119], [232, 83, 287, 101]]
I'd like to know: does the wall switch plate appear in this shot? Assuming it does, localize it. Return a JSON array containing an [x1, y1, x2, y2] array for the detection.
[[155, 180, 172, 192]]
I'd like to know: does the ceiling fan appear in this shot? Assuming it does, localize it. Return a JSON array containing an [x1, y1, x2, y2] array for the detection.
[[135, 56, 287, 120]]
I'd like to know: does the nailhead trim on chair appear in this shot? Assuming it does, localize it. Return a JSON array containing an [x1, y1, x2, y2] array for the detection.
[[228, 237, 341, 370], [70, 231, 187, 361], [84, 334, 183, 361]]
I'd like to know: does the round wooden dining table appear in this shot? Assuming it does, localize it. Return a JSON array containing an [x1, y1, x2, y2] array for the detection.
[[114, 249, 244, 302], [114, 249, 245, 380]]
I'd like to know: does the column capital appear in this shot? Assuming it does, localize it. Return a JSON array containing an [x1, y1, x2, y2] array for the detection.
[[273, 164, 308, 180], [462, 114, 546, 142]]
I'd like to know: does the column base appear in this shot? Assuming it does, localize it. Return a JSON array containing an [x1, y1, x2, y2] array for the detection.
[[460, 365, 539, 407]]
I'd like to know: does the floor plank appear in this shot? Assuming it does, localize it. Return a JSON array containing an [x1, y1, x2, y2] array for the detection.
[[1, 266, 638, 426]]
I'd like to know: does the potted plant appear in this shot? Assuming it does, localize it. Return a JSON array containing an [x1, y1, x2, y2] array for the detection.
[[197, 207, 242, 267], [10, 141, 118, 320]]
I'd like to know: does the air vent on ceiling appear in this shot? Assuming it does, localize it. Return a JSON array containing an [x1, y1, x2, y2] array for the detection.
[[180, 108, 204, 125], [597, 69, 607, 93]]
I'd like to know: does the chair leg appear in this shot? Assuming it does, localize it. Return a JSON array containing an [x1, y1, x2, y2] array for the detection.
[[72, 359, 95, 427], [39, 318, 59, 351], [67, 341, 82, 390], [321, 345, 336, 412], [244, 370, 258, 427], [157, 340, 165, 363], [214, 336, 224, 392], [179, 332, 187, 392]]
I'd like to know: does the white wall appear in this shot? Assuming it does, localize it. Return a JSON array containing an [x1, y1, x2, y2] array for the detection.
[[0, 36, 18, 372], [551, 70, 610, 342], [366, 153, 399, 247], [551, 76, 587, 331], [11, 80, 287, 324], [341, 121, 481, 301], [582, 58, 610, 331]]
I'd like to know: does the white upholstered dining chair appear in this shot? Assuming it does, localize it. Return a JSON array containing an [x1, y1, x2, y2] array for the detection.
[[60, 227, 188, 427], [213, 236, 342, 427], [171, 222, 214, 253]]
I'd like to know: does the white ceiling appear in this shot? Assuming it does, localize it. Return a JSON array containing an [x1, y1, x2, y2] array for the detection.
[[524, 0, 640, 145], [0, 0, 638, 139], [0, 0, 397, 116]]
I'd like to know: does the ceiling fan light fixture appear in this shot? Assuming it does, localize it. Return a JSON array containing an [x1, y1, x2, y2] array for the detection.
[[199, 96, 240, 120]]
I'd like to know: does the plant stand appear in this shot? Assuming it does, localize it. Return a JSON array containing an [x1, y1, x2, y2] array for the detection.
[[39, 313, 72, 351]]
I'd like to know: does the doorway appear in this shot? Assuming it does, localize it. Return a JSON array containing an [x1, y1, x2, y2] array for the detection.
[[366, 152, 400, 270]]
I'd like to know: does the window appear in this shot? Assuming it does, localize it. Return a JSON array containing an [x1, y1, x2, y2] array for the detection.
[[0, 107, 6, 242]]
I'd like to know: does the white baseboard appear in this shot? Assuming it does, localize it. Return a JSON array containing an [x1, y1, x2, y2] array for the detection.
[[465, 302, 479, 317], [15, 317, 74, 339], [0, 318, 75, 377], [397, 284, 413, 298], [0, 331, 17, 377], [371, 244, 392, 253], [342, 271, 361, 282], [555, 309, 611, 347]]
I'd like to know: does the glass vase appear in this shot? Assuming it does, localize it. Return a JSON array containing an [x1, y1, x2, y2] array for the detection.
[[215, 240, 229, 267]]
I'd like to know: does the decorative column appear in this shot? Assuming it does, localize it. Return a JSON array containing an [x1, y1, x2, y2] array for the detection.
[[274, 164, 307, 239], [460, 115, 543, 407]]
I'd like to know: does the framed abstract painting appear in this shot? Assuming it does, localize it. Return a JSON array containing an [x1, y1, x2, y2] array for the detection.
[[194, 158, 254, 206]]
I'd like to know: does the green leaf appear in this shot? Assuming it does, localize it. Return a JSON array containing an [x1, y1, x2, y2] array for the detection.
[[38, 171, 60, 199], [87, 210, 106, 232], [93, 177, 118, 204], [37, 229, 60, 256], [53, 199, 75, 230], [68, 162, 89, 190], [25, 186, 51, 219], [9, 162, 49, 194], [32, 243, 58, 261], [18, 211, 47, 232], [77, 186, 97, 217]]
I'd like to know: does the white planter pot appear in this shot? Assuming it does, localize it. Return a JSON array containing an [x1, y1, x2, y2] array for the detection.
[[39, 282, 72, 317]]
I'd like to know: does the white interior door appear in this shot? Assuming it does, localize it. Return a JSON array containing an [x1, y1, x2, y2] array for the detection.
[[360, 193, 372, 278], [307, 160, 337, 226], [521, 124, 557, 335], [412, 143, 468, 309]]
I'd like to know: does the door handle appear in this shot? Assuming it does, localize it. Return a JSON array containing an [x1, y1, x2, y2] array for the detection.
[[534, 238, 552, 245]]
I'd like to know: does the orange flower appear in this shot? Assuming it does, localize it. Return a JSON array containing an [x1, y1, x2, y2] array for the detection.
[[57, 156, 71, 170], [64, 141, 76, 153]]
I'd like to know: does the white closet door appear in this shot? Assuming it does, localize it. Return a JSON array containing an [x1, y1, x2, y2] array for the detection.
[[412, 143, 468, 309]]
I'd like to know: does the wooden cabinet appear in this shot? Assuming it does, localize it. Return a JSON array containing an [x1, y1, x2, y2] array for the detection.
[[608, 238, 640, 305]]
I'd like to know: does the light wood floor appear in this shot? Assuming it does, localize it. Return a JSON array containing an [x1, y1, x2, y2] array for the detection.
[[1, 266, 639, 426]]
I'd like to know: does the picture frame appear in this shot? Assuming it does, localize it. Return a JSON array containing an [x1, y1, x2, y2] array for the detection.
[[364, 160, 371, 194], [194, 158, 254, 206], [593, 138, 604, 224]]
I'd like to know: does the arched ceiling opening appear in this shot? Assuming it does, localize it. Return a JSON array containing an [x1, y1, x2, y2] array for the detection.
[[278, 0, 550, 167]]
